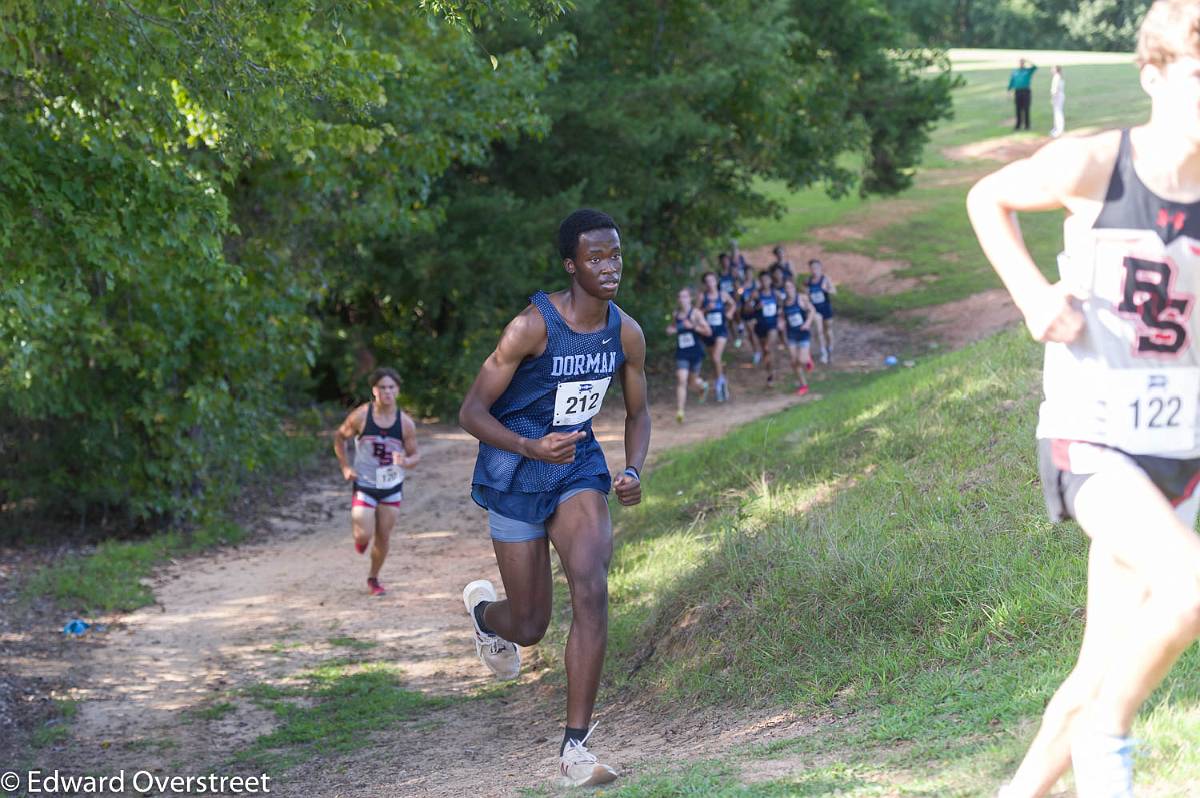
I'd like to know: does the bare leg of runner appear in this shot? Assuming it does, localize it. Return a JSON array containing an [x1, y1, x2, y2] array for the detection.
[[370, 504, 398, 580], [674, 367, 690, 421], [1003, 546, 1142, 797], [710, 337, 727, 383], [351, 505, 375, 554], [547, 490, 613, 729], [1072, 473, 1200, 732], [762, 330, 777, 384], [1004, 470, 1200, 797], [481, 538, 553, 647], [809, 315, 824, 359]]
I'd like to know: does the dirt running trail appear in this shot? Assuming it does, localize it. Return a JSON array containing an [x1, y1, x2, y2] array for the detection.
[[16, 320, 899, 797]]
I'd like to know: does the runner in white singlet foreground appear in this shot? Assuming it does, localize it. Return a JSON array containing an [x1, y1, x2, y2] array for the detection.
[[967, 4, 1200, 795], [333, 367, 420, 597]]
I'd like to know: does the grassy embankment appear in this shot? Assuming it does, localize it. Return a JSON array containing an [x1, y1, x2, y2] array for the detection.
[[552, 52, 1198, 796]]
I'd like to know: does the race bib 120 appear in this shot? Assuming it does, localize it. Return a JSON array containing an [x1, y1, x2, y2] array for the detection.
[[553, 377, 612, 427], [1108, 369, 1199, 453], [375, 463, 404, 490]]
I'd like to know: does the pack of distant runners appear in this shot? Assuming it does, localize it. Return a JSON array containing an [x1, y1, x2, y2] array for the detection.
[[667, 244, 837, 422], [330, 3, 1200, 793]]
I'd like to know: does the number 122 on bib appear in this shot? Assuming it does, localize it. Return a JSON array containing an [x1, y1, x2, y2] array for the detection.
[[1112, 369, 1200, 454]]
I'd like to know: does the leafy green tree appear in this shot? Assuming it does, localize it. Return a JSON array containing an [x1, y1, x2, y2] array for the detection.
[[0, 1, 566, 524], [880, 0, 1149, 50], [1061, 0, 1149, 51]]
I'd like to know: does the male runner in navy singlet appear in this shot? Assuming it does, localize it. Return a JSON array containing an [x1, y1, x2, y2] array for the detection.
[[458, 209, 651, 788], [968, 3, 1200, 795]]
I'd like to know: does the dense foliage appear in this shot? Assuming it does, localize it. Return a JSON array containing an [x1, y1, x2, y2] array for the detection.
[[2, 0, 952, 526], [882, 0, 1151, 51], [0, 0, 567, 523]]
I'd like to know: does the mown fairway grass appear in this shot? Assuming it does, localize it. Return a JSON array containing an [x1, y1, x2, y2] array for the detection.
[[740, 51, 1151, 321], [596, 331, 1200, 796]]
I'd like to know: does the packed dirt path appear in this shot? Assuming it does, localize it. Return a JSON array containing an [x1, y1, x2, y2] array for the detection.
[[3, 319, 906, 797]]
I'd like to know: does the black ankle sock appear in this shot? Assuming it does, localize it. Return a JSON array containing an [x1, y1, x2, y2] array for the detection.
[[561, 726, 588, 755], [473, 600, 495, 636]]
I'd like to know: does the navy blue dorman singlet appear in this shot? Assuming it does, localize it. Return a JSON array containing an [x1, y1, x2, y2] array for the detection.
[[472, 291, 626, 505]]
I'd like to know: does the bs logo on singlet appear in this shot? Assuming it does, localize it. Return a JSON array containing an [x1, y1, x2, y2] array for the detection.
[[1119, 256, 1194, 355]]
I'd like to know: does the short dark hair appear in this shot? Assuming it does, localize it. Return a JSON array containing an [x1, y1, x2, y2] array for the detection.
[[557, 208, 620, 261], [369, 367, 401, 388], [808, 258, 822, 267]]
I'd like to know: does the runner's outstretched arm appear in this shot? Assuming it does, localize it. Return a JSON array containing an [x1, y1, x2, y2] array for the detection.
[[614, 312, 650, 506], [966, 137, 1107, 343], [400, 412, 420, 468], [334, 406, 366, 481], [459, 308, 585, 465]]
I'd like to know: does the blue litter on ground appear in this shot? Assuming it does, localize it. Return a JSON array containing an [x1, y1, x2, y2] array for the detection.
[[884, 355, 898, 366], [62, 619, 91, 636]]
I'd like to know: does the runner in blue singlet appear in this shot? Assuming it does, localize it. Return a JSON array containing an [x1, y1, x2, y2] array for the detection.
[[806, 258, 837, 364], [754, 271, 783, 385], [458, 209, 650, 788], [700, 271, 736, 402], [739, 271, 761, 363], [770, 245, 795, 282], [780, 279, 815, 396], [717, 254, 738, 301], [669, 286, 712, 422]]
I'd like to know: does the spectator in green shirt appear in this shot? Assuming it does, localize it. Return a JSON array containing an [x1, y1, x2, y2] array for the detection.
[[1008, 58, 1037, 130]]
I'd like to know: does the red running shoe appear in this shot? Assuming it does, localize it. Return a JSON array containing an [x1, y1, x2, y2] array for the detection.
[[367, 577, 387, 597], [355, 538, 368, 555], [795, 385, 809, 396]]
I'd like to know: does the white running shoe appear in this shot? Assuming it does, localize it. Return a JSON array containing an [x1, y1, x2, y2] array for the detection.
[[1071, 730, 1135, 798], [820, 347, 830, 364], [462, 579, 521, 680], [559, 724, 618, 788]]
